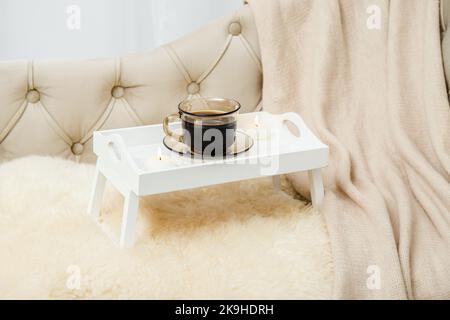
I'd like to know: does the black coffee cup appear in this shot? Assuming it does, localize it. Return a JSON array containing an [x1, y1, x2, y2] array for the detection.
[[163, 98, 241, 157]]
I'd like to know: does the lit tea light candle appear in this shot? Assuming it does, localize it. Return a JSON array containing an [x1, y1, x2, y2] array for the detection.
[[146, 147, 177, 171], [251, 115, 271, 140]]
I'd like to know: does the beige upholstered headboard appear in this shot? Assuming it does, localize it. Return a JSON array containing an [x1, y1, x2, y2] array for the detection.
[[0, 5, 261, 163]]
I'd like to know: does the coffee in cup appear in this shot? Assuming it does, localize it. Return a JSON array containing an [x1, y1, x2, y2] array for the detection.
[[163, 98, 240, 157]]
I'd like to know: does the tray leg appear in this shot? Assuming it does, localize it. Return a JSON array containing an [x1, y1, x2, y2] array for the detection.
[[87, 164, 106, 220], [272, 175, 281, 191], [119, 191, 139, 248], [308, 169, 324, 208]]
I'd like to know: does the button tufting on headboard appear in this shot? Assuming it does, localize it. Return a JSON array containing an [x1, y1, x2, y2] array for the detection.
[[26, 90, 40, 103], [187, 82, 200, 95], [71, 143, 84, 156], [0, 5, 262, 163], [111, 86, 125, 99], [229, 22, 242, 36]]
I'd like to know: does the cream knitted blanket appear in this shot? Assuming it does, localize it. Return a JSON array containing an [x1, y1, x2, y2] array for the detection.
[[248, 0, 450, 299]]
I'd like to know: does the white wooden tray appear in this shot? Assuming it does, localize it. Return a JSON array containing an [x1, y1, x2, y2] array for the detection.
[[88, 111, 328, 247]]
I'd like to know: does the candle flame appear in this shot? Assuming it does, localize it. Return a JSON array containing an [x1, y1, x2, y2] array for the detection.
[[254, 115, 260, 128], [157, 147, 162, 161]]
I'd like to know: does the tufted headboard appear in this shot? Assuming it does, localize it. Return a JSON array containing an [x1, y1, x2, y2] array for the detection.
[[1, 1, 450, 163], [0, 5, 261, 163]]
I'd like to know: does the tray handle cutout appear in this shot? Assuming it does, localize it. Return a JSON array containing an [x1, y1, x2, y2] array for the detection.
[[278, 112, 308, 139], [106, 134, 128, 163], [282, 119, 301, 138]]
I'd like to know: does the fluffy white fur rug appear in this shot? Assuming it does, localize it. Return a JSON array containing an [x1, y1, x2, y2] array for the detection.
[[0, 156, 333, 299]]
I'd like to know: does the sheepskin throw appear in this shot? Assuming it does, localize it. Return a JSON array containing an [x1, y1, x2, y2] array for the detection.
[[0, 156, 333, 299]]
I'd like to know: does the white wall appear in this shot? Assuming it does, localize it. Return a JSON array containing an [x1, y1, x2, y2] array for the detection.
[[0, 0, 243, 61], [150, 0, 242, 48]]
